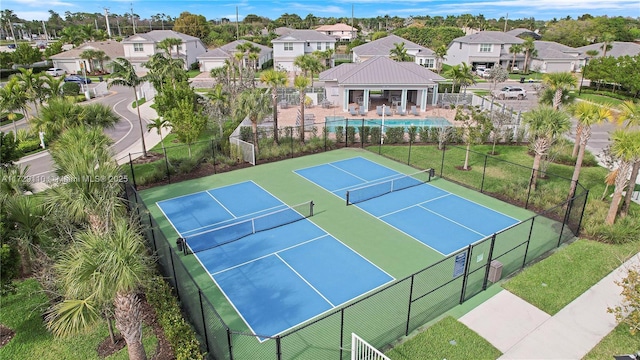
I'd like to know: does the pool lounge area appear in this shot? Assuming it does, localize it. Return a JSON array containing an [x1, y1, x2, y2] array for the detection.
[[325, 116, 452, 131]]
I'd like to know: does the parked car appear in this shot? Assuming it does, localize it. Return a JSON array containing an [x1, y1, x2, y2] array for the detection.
[[46, 68, 65, 77], [493, 86, 527, 100], [475, 67, 487, 77], [7, 44, 16, 49], [64, 75, 92, 84]]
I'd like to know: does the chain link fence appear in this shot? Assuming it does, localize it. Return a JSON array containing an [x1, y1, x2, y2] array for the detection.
[[124, 137, 588, 359]]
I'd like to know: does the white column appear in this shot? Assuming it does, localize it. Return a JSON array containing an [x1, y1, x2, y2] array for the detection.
[[363, 89, 370, 111], [432, 84, 439, 105], [343, 89, 349, 112], [400, 89, 408, 112], [420, 89, 427, 113]]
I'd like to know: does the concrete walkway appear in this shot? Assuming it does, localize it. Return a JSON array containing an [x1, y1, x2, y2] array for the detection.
[[460, 254, 640, 359], [114, 100, 162, 165]]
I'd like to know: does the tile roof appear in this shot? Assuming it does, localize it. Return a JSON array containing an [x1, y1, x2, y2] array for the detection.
[[352, 34, 433, 56], [272, 29, 336, 42], [49, 41, 124, 59], [122, 30, 200, 43], [319, 56, 444, 85], [198, 40, 272, 59], [452, 31, 524, 45], [534, 41, 582, 60], [575, 41, 640, 58]]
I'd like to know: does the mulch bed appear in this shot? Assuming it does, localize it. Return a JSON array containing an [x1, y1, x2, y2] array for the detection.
[[0, 324, 15, 348], [96, 294, 174, 359]]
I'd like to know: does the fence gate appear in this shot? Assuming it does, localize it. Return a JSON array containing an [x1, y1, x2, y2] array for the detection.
[[351, 333, 390, 360]]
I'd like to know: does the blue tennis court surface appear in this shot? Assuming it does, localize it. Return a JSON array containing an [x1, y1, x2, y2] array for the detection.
[[295, 157, 520, 255], [157, 181, 393, 338]]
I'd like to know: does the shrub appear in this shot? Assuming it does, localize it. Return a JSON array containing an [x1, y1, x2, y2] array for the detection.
[[429, 127, 441, 143], [17, 137, 42, 154], [418, 126, 430, 143], [239, 126, 252, 142], [370, 126, 381, 144], [385, 127, 405, 144], [61, 82, 80, 96], [346, 126, 356, 145], [335, 126, 344, 143], [358, 126, 371, 143], [408, 126, 418, 143], [502, 127, 514, 144], [145, 277, 204, 360]]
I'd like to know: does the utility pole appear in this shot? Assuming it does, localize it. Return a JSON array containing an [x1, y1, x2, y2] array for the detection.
[[9, 22, 18, 48], [42, 21, 49, 41], [95, 18, 99, 32], [104, 8, 112, 38], [117, 20, 122, 37], [503, 13, 508, 32], [235, 6, 239, 40], [131, 3, 137, 34]]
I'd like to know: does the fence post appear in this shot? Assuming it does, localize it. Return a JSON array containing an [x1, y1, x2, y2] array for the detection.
[[378, 124, 382, 155], [405, 275, 415, 336], [407, 138, 412, 165], [481, 234, 497, 290], [227, 329, 234, 360], [339, 308, 345, 360], [574, 190, 588, 237], [480, 155, 488, 193], [168, 248, 180, 300], [291, 134, 294, 158], [276, 336, 282, 360], [361, 118, 365, 148], [439, 144, 446, 178], [525, 174, 533, 209], [128, 153, 137, 191], [147, 213, 157, 252], [459, 245, 473, 304], [163, 146, 170, 184], [346, 118, 349, 147], [198, 290, 210, 354], [522, 217, 536, 268], [558, 197, 573, 247]]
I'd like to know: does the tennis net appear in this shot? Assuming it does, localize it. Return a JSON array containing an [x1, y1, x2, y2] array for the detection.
[[184, 200, 314, 254], [346, 169, 434, 205]]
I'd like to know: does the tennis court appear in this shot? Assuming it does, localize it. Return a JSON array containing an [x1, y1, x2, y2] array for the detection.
[[156, 180, 394, 338], [295, 157, 520, 255]]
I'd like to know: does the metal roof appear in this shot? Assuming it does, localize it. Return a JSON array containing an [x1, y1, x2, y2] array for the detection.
[[320, 56, 444, 85], [575, 41, 640, 58], [452, 31, 524, 45], [272, 30, 336, 43], [352, 34, 433, 56]]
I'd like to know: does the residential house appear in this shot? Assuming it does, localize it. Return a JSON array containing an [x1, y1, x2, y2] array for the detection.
[[319, 56, 444, 113], [271, 30, 336, 72], [575, 41, 640, 67], [506, 28, 542, 40], [121, 30, 207, 72], [49, 41, 123, 75], [315, 23, 358, 42], [530, 41, 582, 73], [197, 40, 272, 72], [351, 34, 437, 69], [446, 31, 525, 70]]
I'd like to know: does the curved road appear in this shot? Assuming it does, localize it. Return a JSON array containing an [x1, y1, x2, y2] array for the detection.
[[9, 85, 143, 182]]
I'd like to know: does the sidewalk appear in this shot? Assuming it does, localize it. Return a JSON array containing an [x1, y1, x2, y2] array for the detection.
[[114, 99, 162, 165], [460, 254, 640, 359]]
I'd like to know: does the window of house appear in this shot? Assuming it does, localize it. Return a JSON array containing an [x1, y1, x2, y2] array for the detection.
[[326, 42, 331, 48], [133, 43, 144, 52], [284, 42, 293, 51], [306, 42, 310, 47], [317, 42, 322, 50], [479, 44, 492, 52], [177, 45, 182, 52], [424, 59, 435, 68]]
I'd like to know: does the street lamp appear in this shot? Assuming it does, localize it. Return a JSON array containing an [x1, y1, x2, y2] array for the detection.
[[578, 57, 589, 96]]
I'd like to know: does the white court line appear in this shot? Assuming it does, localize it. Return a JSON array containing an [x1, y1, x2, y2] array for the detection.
[[210, 235, 329, 276], [205, 191, 236, 218], [328, 162, 369, 182], [445, 193, 522, 222], [377, 193, 452, 219], [156, 203, 183, 238], [275, 253, 335, 307], [417, 204, 486, 237], [181, 203, 287, 236]]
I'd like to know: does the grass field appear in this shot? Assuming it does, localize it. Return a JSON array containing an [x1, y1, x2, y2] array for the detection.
[[577, 93, 625, 107], [0, 279, 158, 360]]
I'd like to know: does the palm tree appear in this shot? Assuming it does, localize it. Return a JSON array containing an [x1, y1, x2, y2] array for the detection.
[[617, 100, 640, 217], [522, 106, 571, 191], [80, 49, 97, 73], [444, 64, 464, 95], [93, 50, 110, 73], [389, 42, 411, 62], [108, 57, 147, 157], [15, 68, 44, 118], [43, 75, 65, 101], [31, 98, 83, 138], [233, 88, 272, 155], [458, 62, 476, 95], [434, 45, 447, 74], [47, 218, 153, 360], [509, 44, 523, 72], [521, 36, 537, 74], [147, 117, 171, 149], [48, 126, 121, 233], [568, 102, 612, 199], [542, 72, 577, 110], [600, 33, 615, 58], [157, 37, 183, 59], [606, 130, 640, 225], [0, 77, 28, 132], [294, 54, 322, 86], [294, 75, 311, 143], [259, 69, 288, 144], [208, 83, 229, 138]]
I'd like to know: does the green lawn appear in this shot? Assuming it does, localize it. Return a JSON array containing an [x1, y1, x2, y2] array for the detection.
[[503, 239, 640, 315], [584, 323, 640, 359], [385, 316, 501, 360], [577, 93, 625, 107], [0, 279, 158, 359], [508, 72, 544, 81], [187, 69, 200, 78]]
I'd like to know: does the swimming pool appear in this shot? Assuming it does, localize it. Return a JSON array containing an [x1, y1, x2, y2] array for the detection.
[[325, 116, 452, 131]]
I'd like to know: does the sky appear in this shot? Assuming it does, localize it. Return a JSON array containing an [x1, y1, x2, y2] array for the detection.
[[4, 0, 640, 23]]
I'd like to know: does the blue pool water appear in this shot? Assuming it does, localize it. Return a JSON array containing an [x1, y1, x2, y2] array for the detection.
[[325, 116, 451, 131]]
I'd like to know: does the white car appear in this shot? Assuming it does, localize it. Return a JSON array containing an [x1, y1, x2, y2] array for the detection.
[[476, 68, 492, 78], [46, 68, 65, 77], [493, 86, 527, 100]]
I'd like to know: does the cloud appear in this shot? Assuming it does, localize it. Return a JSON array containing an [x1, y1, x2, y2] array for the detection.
[[12, 11, 53, 21], [13, 0, 75, 6]]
